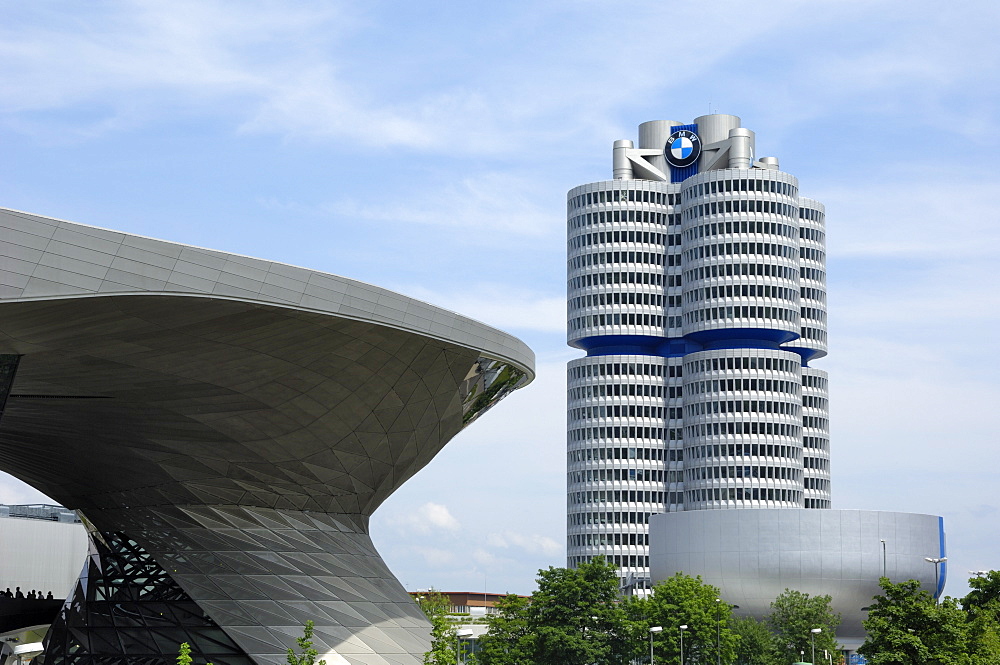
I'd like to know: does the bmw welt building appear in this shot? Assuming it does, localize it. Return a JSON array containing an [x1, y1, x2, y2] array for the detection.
[[0, 207, 534, 665], [565, 114, 944, 648]]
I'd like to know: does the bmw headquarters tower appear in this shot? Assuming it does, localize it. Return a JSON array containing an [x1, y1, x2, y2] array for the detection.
[[565, 114, 946, 648]]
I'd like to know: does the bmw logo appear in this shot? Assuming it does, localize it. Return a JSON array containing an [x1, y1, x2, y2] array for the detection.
[[664, 129, 702, 169]]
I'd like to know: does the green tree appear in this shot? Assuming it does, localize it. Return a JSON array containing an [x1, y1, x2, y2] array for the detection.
[[961, 571, 1000, 663], [287, 620, 326, 665], [526, 558, 634, 665], [766, 589, 840, 664], [418, 591, 457, 665], [638, 573, 738, 665], [478, 594, 533, 665], [859, 578, 969, 665], [177, 641, 212, 665], [731, 616, 782, 665], [963, 570, 1000, 623], [966, 611, 1000, 665]]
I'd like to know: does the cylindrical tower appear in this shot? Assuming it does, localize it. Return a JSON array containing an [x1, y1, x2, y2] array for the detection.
[[785, 198, 829, 363], [679, 168, 802, 346], [567, 354, 681, 586], [566, 178, 684, 592], [801, 366, 831, 508], [682, 348, 804, 509], [566, 114, 829, 592], [789, 197, 830, 508], [567, 179, 680, 351]]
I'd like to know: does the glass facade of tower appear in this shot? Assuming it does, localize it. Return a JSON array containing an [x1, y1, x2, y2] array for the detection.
[[566, 115, 830, 590]]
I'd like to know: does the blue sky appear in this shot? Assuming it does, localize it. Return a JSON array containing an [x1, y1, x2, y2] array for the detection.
[[2, 0, 999, 599]]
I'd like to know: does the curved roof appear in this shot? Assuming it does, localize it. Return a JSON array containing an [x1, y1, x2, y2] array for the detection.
[[0, 208, 534, 515], [0, 208, 534, 374]]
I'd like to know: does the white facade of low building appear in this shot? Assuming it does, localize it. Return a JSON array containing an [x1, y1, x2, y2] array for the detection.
[[0, 512, 88, 599]]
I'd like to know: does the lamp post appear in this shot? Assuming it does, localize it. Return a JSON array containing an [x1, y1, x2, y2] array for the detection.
[[716, 598, 721, 665], [456, 629, 473, 665], [810, 628, 822, 665], [880, 539, 886, 579], [679, 625, 688, 665], [650, 626, 662, 665], [924, 557, 948, 604]]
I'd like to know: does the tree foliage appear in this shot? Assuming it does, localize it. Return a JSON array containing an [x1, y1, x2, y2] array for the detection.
[[177, 641, 212, 665], [527, 557, 634, 665], [417, 590, 458, 665], [966, 612, 1000, 665], [731, 616, 783, 665], [635, 573, 738, 665], [287, 620, 326, 665], [477, 594, 533, 665], [479, 558, 636, 665], [859, 578, 971, 665], [766, 589, 840, 664], [850, 571, 1000, 665], [963, 570, 1000, 625]]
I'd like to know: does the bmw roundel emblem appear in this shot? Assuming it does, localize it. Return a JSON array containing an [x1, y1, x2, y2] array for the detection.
[[664, 129, 702, 168]]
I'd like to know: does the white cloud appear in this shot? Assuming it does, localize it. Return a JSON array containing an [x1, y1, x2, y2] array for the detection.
[[411, 546, 457, 567], [472, 548, 500, 567], [385, 501, 461, 535], [0, 1, 437, 147], [327, 172, 559, 237], [803, 5, 1000, 98], [401, 283, 565, 335], [10, 0, 961, 155], [486, 531, 561, 556], [828, 336, 1000, 473], [820, 174, 1000, 260]]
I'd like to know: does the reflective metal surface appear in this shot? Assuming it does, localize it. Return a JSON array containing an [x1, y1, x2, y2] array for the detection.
[[0, 208, 535, 665], [461, 358, 528, 425], [649, 509, 946, 649]]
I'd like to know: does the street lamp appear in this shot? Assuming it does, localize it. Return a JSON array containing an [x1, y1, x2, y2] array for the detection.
[[880, 539, 887, 579], [810, 628, 822, 665], [716, 599, 721, 665], [456, 629, 473, 665], [650, 626, 662, 665], [924, 557, 948, 604], [679, 625, 688, 665]]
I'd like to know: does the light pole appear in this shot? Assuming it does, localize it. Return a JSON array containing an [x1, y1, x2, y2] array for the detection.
[[456, 628, 473, 665], [650, 626, 662, 665], [810, 628, 822, 665], [880, 539, 886, 579], [679, 625, 688, 665], [716, 598, 721, 665], [924, 557, 948, 604]]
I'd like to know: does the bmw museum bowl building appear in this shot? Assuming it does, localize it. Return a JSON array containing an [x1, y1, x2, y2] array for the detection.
[[0, 207, 534, 665], [564, 114, 945, 649]]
